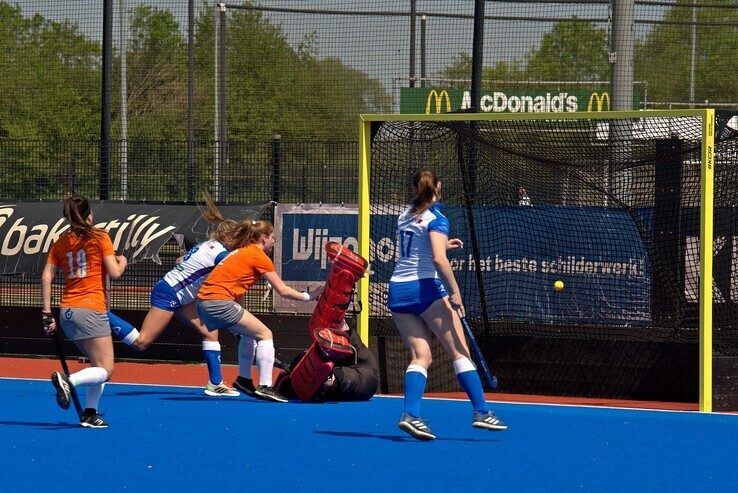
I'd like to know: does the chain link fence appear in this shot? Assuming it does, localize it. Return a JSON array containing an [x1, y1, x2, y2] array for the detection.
[[1, 0, 736, 322], [1, 0, 735, 144]]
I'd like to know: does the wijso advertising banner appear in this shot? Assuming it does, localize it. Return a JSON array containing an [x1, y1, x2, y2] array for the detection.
[[273, 203, 656, 324]]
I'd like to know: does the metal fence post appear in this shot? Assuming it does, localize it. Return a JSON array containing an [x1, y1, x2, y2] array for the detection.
[[271, 134, 282, 203]]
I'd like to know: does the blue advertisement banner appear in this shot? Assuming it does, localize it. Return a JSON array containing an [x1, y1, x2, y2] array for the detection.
[[448, 205, 651, 324], [275, 205, 738, 326], [275, 203, 653, 324]]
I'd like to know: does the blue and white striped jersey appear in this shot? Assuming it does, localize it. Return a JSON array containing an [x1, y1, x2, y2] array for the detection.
[[390, 203, 450, 282], [163, 239, 228, 305]]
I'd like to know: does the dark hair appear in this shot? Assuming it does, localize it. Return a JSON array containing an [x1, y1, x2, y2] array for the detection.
[[63, 195, 94, 238], [410, 168, 440, 215], [200, 192, 273, 250]]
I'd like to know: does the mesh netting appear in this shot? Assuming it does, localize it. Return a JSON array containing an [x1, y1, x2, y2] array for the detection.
[[368, 112, 738, 357]]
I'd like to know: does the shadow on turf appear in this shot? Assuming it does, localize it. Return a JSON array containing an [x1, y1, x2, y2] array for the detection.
[[114, 390, 197, 397], [315, 430, 502, 443], [113, 390, 284, 404], [0, 420, 80, 430]]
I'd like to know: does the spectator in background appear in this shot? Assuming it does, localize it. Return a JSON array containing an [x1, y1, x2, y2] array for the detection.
[[517, 186, 532, 206]]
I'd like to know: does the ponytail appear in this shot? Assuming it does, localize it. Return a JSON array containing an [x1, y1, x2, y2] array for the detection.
[[227, 220, 274, 249], [199, 192, 273, 250], [63, 195, 94, 239], [201, 192, 226, 224], [409, 168, 440, 215]]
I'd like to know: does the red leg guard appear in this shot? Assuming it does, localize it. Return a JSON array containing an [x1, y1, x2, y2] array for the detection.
[[325, 241, 368, 281], [313, 328, 355, 360], [289, 342, 335, 402], [309, 268, 356, 334]]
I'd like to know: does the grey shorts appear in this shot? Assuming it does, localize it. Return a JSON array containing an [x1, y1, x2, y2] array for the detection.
[[59, 307, 111, 341], [196, 300, 245, 331]]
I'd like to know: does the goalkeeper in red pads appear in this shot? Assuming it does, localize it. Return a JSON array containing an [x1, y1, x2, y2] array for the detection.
[[234, 241, 379, 402], [276, 319, 379, 402]]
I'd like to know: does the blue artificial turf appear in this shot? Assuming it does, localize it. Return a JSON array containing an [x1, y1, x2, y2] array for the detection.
[[1, 378, 737, 492]]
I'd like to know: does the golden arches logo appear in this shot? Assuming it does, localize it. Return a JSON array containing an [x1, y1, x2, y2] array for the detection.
[[425, 89, 452, 114], [587, 91, 610, 112]]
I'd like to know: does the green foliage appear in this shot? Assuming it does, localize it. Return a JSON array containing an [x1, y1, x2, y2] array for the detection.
[[636, 4, 738, 103], [0, 3, 99, 141], [125, 5, 187, 140], [439, 53, 526, 87], [525, 18, 609, 82], [438, 9, 735, 106], [0, 1, 390, 144], [199, 6, 390, 140]]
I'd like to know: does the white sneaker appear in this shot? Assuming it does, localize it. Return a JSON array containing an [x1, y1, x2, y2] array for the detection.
[[204, 381, 240, 397]]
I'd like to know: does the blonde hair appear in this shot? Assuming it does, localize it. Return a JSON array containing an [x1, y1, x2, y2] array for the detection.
[[410, 168, 440, 215], [220, 220, 274, 249], [200, 192, 273, 250]]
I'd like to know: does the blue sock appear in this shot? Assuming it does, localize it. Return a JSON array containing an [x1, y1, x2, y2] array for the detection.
[[404, 364, 428, 417], [454, 358, 489, 413], [202, 341, 223, 385], [108, 311, 139, 346]]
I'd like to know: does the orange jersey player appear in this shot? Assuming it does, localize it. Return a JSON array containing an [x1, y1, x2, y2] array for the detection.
[[41, 195, 127, 428], [197, 220, 322, 402], [108, 195, 260, 397]]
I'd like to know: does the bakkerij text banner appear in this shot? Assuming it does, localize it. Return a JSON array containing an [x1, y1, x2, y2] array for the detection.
[[0, 201, 270, 274]]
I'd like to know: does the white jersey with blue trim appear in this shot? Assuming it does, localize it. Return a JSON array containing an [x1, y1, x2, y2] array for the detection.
[[390, 203, 450, 282], [163, 239, 228, 305]]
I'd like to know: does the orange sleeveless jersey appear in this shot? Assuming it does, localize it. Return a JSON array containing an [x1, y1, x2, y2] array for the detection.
[[47, 230, 115, 312], [197, 243, 275, 301]]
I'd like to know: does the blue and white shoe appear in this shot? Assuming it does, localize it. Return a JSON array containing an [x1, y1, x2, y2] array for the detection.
[[398, 412, 436, 441], [472, 410, 507, 431]]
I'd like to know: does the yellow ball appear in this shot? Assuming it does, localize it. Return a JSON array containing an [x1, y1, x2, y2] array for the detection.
[[554, 280, 564, 292]]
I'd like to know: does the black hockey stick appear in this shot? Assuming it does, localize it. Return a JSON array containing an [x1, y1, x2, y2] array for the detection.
[[53, 329, 84, 418], [459, 314, 498, 390]]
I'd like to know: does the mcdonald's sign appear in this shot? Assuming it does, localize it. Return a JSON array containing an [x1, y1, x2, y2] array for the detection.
[[425, 89, 452, 114], [587, 92, 611, 112], [399, 87, 641, 114]]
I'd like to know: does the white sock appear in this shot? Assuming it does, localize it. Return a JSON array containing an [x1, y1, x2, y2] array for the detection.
[[69, 367, 108, 387], [406, 364, 428, 378], [121, 329, 140, 346], [86, 383, 105, 411], [238, 336, 256, 379], [452, 357, 476, 375], [255, 339, 275, 386]]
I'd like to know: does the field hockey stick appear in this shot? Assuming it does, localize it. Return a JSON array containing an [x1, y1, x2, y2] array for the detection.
[[458, 311, 498, 390], [53, 329, 84, 418]]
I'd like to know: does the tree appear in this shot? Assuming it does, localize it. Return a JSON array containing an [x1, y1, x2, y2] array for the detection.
[[636, 3, 738, 103], [195, 5, 390, 140], [525, 18, 609, 82], [126, 5, 188, 140], [437, 18, 607, 88], [0, 3, 100, 199], [0, 3, 99, 141], [439, 53, 525, 88]]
